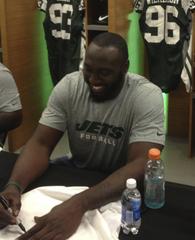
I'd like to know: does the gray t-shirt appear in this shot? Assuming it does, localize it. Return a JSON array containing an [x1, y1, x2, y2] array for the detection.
[[40, 71, 165, 171], [0, 63, 22, 112]]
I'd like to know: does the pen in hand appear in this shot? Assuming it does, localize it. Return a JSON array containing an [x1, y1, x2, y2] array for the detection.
[[0, 195, 26, 233]]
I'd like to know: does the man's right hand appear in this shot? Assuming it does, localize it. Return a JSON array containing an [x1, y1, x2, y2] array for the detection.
[[0, 185, 21, 229]]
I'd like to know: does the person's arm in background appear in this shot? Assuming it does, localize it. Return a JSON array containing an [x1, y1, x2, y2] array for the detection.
[[0, 64, 22, 135], [0, 110, 22, 134]]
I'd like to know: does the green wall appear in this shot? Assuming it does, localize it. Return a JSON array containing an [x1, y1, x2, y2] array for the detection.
[[36, 11, 53, 110], [127, 12, 144, 75]]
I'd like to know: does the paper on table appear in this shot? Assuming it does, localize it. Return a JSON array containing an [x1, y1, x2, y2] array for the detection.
[[0, 186, 121, 240]]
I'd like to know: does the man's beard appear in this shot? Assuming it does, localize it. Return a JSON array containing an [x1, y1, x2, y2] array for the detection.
[[89, 73, 125, 102]]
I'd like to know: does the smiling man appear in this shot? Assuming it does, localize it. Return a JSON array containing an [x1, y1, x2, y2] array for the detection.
[[0, 32, 165, 239], [83, 37, 127, 102]]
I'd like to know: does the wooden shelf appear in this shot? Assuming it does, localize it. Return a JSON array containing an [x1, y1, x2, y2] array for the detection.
[[87, 24, 108, 31]]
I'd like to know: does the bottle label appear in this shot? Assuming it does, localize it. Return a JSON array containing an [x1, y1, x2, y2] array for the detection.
[[131, 198, 141, 221], [131, 198, 141, 211], [122, 198, 141, 224]]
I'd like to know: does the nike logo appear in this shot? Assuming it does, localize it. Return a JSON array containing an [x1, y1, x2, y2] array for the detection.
[[98, 15, 108, 22], [157, 132, 164, 136]]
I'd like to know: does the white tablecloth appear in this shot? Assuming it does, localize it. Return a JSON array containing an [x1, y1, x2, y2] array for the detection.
[[0, 186, 121, 240]]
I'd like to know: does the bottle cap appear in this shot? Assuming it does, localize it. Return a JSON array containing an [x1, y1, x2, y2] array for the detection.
[[126, 178, 136, 189], [148, 148, 160, 160]]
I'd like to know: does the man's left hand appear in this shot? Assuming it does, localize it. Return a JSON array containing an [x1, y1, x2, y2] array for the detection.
[[17, 196, 86, 240]]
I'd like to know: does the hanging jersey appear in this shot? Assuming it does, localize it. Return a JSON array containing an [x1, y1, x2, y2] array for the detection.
[[134, 0, 195, 93], [38, 0, 85, 85]]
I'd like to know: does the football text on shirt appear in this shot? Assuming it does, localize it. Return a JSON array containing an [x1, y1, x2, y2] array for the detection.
[[76, 120, 125, 146]]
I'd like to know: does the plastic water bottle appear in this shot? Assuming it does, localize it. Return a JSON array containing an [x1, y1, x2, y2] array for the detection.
[[144, 148, 165, 209], [121, 178, 141, 235]]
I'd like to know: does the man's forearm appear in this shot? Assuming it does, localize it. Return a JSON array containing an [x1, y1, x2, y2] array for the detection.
[[7, 139, 50, 191], [78, 157, 145, 212], [6, 124, 63, 192]]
